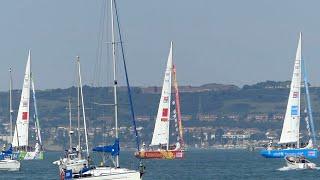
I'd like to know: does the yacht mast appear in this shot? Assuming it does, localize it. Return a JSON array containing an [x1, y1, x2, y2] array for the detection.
[[9, 68, 13, 143], [110, 0, 119, 168], [297, 32, 302, 149], [167, 42, 173, 150], [77, 56, 89, 158], [68, 98, 73, 150], [77, 58, 81, 158]]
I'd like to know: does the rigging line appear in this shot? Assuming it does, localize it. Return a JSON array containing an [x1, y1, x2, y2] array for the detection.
[[70, 56, 79, 99], [31, 75, 42, 146], [301, 79, 311, 138], [91, 0, 107, 141], [173, 65, 184, 147], [113, 0, 140, 152], [66, 56, 78, 149], [77, 57, 90, 159], [92, 0, 107, 87], [302, 57, 316, 146]]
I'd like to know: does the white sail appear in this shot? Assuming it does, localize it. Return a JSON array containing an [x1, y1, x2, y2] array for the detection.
[[151, 42, 173, 146], [279, 33, 302, 144], [12, 50, 31, 147], [31, 76, 42, 146]]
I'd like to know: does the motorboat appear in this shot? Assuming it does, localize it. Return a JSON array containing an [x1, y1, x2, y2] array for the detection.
[[285, 156, 316, 169]]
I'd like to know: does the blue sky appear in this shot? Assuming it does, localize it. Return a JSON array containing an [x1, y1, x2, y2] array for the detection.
[[0, 0, 320, 90]]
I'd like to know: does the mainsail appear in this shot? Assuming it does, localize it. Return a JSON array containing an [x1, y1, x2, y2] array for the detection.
[[150, 42, 173, 147], [12, 51, 31, 147], [279, 33, 302, 144]]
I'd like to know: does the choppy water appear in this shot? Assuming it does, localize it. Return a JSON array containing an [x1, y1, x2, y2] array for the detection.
[[1, 150, 320, 180]]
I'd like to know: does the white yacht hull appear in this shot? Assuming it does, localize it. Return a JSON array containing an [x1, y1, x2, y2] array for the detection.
[[286, 161, 316, 169], [285, 156, 316, 169], [54, 158, 88, 174], [0, 160, 20, 171], [73, 167, 141, 180]]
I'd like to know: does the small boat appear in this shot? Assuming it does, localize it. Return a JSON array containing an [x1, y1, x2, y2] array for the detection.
[[0, 146, 20, 171], [0, 69, 20, 171], [53, 148, 88, 175], [12, 51, 44, 160], [285, 156, 316, 169], [135, 42, 184, 160], [70, 167, 141, 179], [260, 33, 318, 159], [0, 158, 20, 171]]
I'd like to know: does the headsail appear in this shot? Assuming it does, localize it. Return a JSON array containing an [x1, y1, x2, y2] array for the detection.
[[31, 76, 42, 146], [173, 64, 184, 148], [279, 33, 302, 144], [12, 50, 31, 147], [151, 42, 173, 147]]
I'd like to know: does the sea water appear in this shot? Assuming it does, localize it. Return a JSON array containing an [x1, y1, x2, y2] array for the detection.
[[1, 150, 320, 180]]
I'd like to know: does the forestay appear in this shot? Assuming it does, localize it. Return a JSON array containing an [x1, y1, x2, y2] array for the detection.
[[279, 34, 302, 144], [151, 43, 173, 146]]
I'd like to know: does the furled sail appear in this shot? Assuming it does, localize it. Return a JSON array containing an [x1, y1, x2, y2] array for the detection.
[[12, 51, 31, 147], [151, 42, 173, 146], [279, 33, 302, 144]]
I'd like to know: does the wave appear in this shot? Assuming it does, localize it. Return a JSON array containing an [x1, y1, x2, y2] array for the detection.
[[278, 166, 320, 171]]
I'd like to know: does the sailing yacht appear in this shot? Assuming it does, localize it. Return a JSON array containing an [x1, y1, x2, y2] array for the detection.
[[260, 33, 318, 158], [58, 0, 143, 179], [53, 57, 88, 175], [135, 42, 184, 159], [0, 68, 20, 171], [12, 50, 44, 160]]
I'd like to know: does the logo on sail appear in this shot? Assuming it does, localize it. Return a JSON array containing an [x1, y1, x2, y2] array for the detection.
[[161, 108, 169, 121], [22, 112, 28, 120], [163, 96, 169, 103], [291, 106, 298, 116], [292, 92, 299, 98], [23, 100, 28, 107]]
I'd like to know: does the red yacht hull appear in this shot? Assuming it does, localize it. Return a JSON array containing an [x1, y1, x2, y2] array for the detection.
[[135, 150, 184, 159]]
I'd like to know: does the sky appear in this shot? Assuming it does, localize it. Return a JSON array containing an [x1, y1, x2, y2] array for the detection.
[[0, 0, 320, 90]]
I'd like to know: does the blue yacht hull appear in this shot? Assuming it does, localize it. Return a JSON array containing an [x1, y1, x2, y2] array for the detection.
[[260, 148, 318, 158], [0, 151, 19, 160]]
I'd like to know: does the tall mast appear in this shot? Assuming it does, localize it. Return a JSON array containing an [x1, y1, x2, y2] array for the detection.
[[167, 42, 173, 151], [297, 32, 302, 149], [68, 98, 73, 150], [77, 57, 81, 158], [77, 56, 89, 158], [110, 0, 119, 168], [9, 68, 13, 143], [167, 42, 173, 150]]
